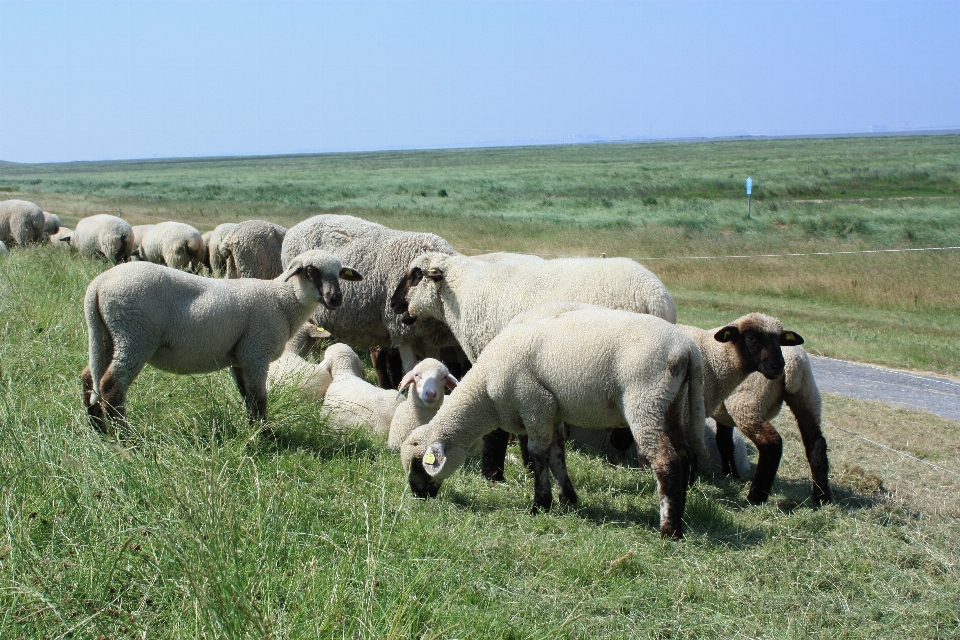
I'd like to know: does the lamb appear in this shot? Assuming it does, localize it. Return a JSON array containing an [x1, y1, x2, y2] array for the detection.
[[130, 224, 155, 260], [81, 249, 363, 433], [266, 322, 334, 401], [202, 222, 238, 276], [222, 220, 287, 280], [72, 214, 134, 264], [139, 221, 205, 271], [319, 343, 406, 434], [281, 214, 462, 388], [49, 227, 73, 248], [387, 358, 458, 451], [42, 212, 62, 237], [0, 200, 46, 247], [712, 345, 830, 505], [401, 306, 708, 539]]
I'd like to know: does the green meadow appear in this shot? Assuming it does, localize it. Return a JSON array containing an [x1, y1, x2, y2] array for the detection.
[[1, 135, 959, 637]]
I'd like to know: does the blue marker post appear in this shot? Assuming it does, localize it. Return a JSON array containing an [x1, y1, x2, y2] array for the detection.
[[745, 176, 753, 219]]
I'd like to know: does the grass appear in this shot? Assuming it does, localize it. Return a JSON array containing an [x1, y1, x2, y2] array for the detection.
[[1, 242, 959, 639]]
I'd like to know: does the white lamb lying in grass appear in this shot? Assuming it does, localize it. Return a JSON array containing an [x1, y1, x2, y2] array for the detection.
[[320, 344, 405, 434]]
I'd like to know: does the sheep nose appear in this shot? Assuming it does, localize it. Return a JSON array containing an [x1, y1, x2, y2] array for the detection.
[[424, 389, 437, 402]]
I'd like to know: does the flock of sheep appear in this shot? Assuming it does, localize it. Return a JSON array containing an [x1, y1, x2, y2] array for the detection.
[[1, 197, 831, 539]]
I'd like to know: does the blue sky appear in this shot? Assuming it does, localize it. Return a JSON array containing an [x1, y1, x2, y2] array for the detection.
[[1, 0, 957, 163]]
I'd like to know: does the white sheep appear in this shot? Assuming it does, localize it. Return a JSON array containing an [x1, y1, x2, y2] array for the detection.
[[319, 343, 406, 434], [401, 306, 708, 539], [49, 227, 73, 249], [387, 358, 458, 451], [222, 220, 287, 280], [713, 345, 830, 505], [281, 214, 462, 386], [139, 221, 205, 271], [0, 200, 46, 247], [81, 249, 363, 432], [202, 222, 238, 276], [72, 214, 134, 264], [130, 224, 155, 260], [391, 251, 677, 364], [266, 322, 334, 401]]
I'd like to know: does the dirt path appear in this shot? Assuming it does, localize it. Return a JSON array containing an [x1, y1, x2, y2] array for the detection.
[[810, 356, 960, 423]]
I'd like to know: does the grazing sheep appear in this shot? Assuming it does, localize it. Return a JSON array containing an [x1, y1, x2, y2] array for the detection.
[[130, 224, 155, 260], [319, 343, 406, 434], [222, 220, 287, 280], [0, 200, 46, 247], [713, 345, 830, 505], [139, 221, 205, 271], [401, 306, 708, 539], [72, 214, 134, 264], [281, 214, 461, 387], [81, 249, 363, 432], [42, 212, 62, 237], [203, 222, 238, 276], [49, 227, 73, 248], [387, 358, 458, 451], [266, 322, 334, 400]]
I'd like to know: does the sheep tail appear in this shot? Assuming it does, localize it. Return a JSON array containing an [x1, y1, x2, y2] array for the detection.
[[684, 348, 711, 474], [84, 283, 109, 405]]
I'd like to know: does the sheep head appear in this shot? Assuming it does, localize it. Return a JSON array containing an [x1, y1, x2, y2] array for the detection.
[[401, 425, 468, 499], [398, 358, 458, 408], [390, 252, 449, 325], [713, 313, 804, 380], [283, 249, 363, 309]]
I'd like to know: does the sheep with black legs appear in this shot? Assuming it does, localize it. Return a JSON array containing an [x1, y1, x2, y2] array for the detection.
[[0, 200, 45, 247], [81, 249, 362, 433], [387, 358, 458, 451], [318, 343, 406, 434], [139, 221, 205, 271], [401, 306, 707, 540], [72, 214, 134, 264], [712, 345, 830, 505]]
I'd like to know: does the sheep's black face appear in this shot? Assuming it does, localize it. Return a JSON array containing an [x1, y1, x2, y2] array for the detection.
[[390, 267, 421, 323], [306, 266, 343, 309], [742, 330, 786, 380], [408, 459, 441, 498]]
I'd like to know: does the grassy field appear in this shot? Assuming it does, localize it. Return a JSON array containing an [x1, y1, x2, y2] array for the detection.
[[2, 136, 960, 637], [1, 247, 959, 638]]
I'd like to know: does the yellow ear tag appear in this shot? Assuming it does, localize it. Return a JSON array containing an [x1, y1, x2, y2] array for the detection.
[[344, 270, 354, 277], [423, 452, 436, 465], [785, 333, 795, 341], [427, 268, 439, 274]]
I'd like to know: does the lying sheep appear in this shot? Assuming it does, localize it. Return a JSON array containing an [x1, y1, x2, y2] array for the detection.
[[130, 224, 155, 260], [401, 306, 708, 539], [0, 200, 45, 247], [203, 222, 238, 276], [42, 212, 62, 237], [266, 322, 334, 401], [387, 358, 458, 451], [81, 249, 363, 432], [281, 214, 462, 387], [139, 221, 205, 271], [319, 343, 405, 434], [222, 220, 287, 280], [390, 252, 677, 480], [713, 345, 830, 505], [72, 214, 134, 264], [49, 227, 73, 248]]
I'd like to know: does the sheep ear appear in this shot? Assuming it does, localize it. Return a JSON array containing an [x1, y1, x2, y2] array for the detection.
[[282, 264, 304, 282], [307, 325, 331, 339], [444, 374, 459, 390], [780, 330, 804, 346], [339, 267, 363, 281], [422, 442, 446, 476], [398, 370, 416, 391], [424, 267, 444, 282], [714, 326, 740, 343]]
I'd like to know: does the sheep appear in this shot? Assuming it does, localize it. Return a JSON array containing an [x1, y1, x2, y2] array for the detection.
[[222, 220, 287, 280], [42, 212, 62, 237], [139, 221, 205, 271], [130, 224, 155, 260], [319, 343, 406, 434], [202, 222, 238, 276], [49, 227, 73, 248], [703, 418, 751, 477], [712, 345, 830, 505], [266, 322, 334, 401], [387, 358, 458, 451], [72, 214, 134, 264], [81, 249, 363, 433], [281, 214, 462, 388], [0, 199, 45, 247], [400, 306, 708, 539], [390, 252, 677, 480]]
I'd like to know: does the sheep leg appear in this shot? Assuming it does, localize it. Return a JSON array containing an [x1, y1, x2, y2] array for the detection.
[[230, 366, 268, 426], [714, 421, 741, 478], [548, 425, 578, 505], [517, 435, 532, 470], [746, 422, 783, 504], [81, 365, 110, 435], [370, 347, 393, 389], [646, 434, 686, 540], [480, 429, 510, 482], [787, 400, 831, 505], [527, 442, 553, 514]]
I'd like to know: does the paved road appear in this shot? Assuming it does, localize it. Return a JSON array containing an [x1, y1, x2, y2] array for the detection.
[[809, 356, 960, 423]]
